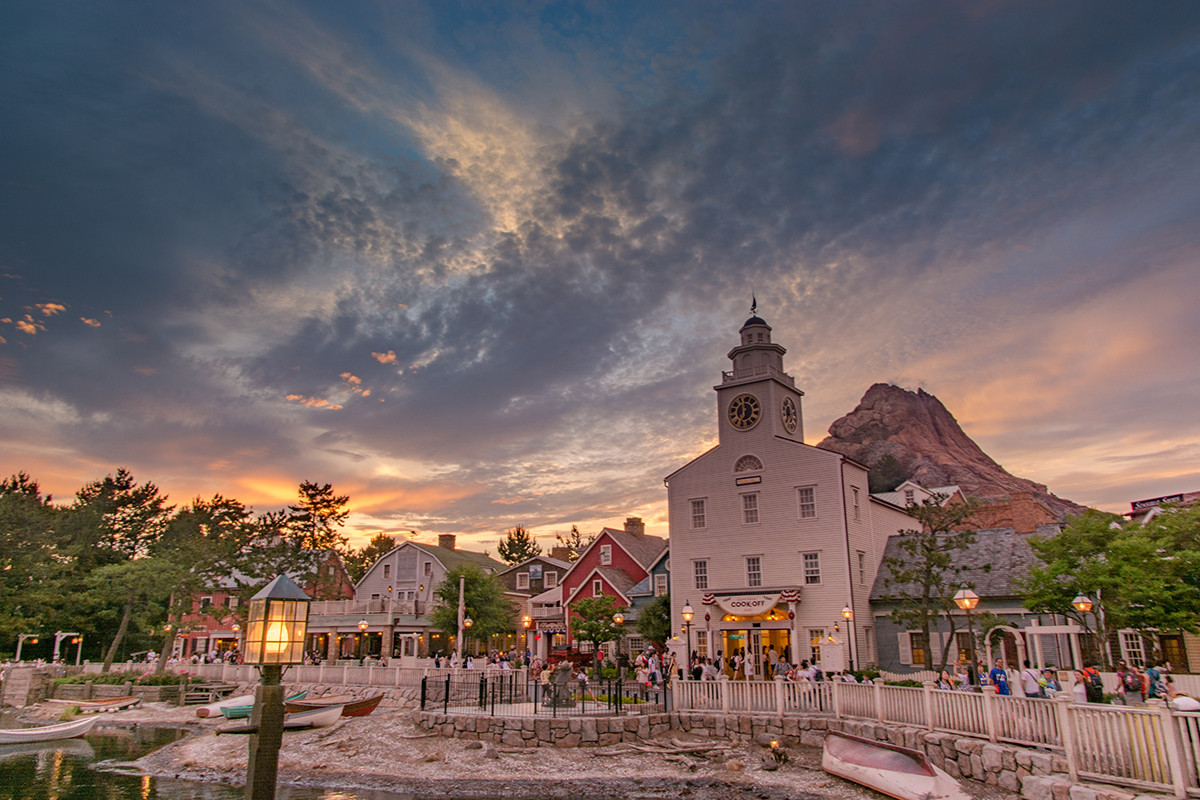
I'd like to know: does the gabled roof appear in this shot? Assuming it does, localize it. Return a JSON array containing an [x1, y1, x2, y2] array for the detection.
[[530, 585, 562, 605], [410, 540, 505, 573], [564, 566, 637, 606], [498, 554, 572, 576], [580, 526, 667, 571], [869, 526, 1057, 603]]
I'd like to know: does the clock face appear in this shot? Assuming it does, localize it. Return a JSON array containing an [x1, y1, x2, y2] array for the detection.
[[781, 396, 798, 434], [728, 393, 762, 430]]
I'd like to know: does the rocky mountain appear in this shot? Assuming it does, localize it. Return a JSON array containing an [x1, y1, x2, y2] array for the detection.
[[816, 383, 1086, 519]]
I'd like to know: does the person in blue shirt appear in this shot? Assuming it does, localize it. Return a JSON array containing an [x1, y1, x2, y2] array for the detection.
[[989, 658, 1011, 695]]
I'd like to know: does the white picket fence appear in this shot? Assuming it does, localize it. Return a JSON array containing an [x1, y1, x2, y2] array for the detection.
[[673, 679, 1200, 798]]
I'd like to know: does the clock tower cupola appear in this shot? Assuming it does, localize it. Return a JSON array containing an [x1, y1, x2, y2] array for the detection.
[[716, 300, 804, 442]]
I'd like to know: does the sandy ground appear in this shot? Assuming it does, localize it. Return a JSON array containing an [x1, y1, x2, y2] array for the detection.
[[24, 701, 1007, 800]]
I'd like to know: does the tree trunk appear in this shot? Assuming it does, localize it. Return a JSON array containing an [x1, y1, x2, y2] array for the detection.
[[102, 598, 134, 673], [156, 627, 176, 674]]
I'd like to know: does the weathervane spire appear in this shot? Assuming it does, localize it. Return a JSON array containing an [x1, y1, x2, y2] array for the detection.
[[751, 295, 757, 316]]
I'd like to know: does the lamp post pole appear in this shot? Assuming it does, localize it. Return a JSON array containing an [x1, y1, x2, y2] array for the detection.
[[841, 606, 855, 673], [1072, 592, 1110, 668], [681, 601, 694, 676], [954, 587, 980, 685], [244, 573, 311, 800], [612, 612, 625, 680], [456, 575, 466, 662]]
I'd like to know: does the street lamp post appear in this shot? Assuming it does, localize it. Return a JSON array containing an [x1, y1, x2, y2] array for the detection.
[[243, 574, 311, 800], [455, 575, 467, 662], [681, 601, 694, 676], [357, 620, 369, 662], [953, 587, 980, 685], [612, 612, 624, 679], [841, 606, 855, 673], [1072, 592, 1110, 667]]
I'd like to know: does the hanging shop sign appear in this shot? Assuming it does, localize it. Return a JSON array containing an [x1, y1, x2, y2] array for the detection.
[[712, 593, 780, 617]]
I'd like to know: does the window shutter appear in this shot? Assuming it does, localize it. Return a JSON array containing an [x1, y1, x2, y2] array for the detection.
[[929, 632, 942, 662], [898, 632, 912, 666]]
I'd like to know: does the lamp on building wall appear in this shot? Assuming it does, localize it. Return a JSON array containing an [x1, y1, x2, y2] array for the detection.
[[243, 574, 311, 800], [953, 587, 980, 685], [1071, 591, 1110, 666]]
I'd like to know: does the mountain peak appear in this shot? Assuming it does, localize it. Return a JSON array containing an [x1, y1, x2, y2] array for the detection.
[[817, 383, 1084, 518]]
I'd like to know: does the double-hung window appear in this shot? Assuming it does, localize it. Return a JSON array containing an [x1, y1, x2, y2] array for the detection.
[[803, 552, 821, 584], [600, 544, 612, 565], [691, 499, 707, 529], [797, 486, 816, 518], [694, 560, 708, 590], [746, 556, 762, 587], [742, 493, 759, 524]]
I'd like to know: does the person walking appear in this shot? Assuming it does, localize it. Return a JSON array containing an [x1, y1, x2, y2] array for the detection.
[[989, 658, 1012, 695]]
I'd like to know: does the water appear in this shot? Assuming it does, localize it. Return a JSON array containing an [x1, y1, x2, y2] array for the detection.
[[0, 726, 414, 800]]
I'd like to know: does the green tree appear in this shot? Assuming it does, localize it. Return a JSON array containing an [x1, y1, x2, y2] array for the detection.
[[0, 474, 59, 655], [1019, 507, 1200, 666], [570, 595, 626, 677], [635, 594, 672, 650], [879, 495, 984, 672], [281, 481, 351, 599], [429, 565, 514, 655], [869, 454, 909, 494], [345, 533, 398, 582], [555, 525, 594, 562], [497, 525, 541, 565], [72, 468, 173, 564]]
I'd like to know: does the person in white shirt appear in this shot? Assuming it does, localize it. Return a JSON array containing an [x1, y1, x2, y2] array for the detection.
[[1020, 660, 1044, 697]]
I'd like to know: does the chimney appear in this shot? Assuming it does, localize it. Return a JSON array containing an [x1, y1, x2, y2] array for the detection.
[[549, 546, 569, 562], [438, 534, 456, 550], [624, 517, 645, 537]]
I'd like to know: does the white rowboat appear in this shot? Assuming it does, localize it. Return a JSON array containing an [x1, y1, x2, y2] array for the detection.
[[822, 730, 972, 800], [216, 704, 344, 735], [0, 716, 99, 744], [195, 694, 254, 718]]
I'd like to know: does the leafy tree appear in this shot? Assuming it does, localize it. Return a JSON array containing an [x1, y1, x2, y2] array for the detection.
[[879, 495, 984, 672], [555, 525, 594, 562], [89, 556, 182, 671], [869, 454, 909, 494], [429, 565, 514, 655], [72, 468, 173, 565], [0, 474, 59, 654], [1019, 507, 1200, 666], [281, 481, 351, 599], [497, 525, 541, 565], [570, 595, 626, 677], [635, 594, 672, 650], [345, 533, 398, 582]]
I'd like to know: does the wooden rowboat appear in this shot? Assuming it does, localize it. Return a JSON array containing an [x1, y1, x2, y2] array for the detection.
[[216, 704, 343, 735], [0, 716, 99, 745], [285, 693, 383, 717], [45, 696, 141, 713], [218, 690, 308, 720], [822, 731, 972, 800], [195, 694, 254, 718]]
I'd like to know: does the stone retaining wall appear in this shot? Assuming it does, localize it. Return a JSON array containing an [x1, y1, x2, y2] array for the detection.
[[414, 709, 1167, 800]]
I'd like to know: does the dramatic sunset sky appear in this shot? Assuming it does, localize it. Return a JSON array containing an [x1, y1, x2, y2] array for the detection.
[[3, 2, 1198, 551]]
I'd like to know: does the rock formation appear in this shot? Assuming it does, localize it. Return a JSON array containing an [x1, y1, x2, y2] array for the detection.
[[817, 383, 1085, 519]]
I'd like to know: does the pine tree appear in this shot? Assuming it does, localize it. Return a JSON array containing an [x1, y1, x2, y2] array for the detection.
[[497, 525, 541, 565]]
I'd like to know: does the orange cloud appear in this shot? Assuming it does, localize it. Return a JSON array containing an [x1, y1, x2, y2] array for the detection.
[[340, 372, 370, 397], [492, 495, 541, 505], [285, 394, 344, 410], [81, 317, 101, 328], [133, 366, 157, 375], [14, 315, 44, 335], [371, 350, 398, 364], [35, 303, 66, 316]]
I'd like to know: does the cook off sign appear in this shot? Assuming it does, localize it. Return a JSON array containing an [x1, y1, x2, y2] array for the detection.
[[712, 593, 781, 617]]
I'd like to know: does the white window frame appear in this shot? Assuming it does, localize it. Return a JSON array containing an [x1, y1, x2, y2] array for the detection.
[[600, 544, 612, 565], [852, 486, 861, 520], [691, 498, 707, 529], [423, 561, 432, 575], [742, 493, 759, 524], [383, 563, 391, 578], [797, 485, 816, 519], [803, 552, 821, 585], [694, 560, 708, 590], [593, 579, 604, 596], [654, 573, 668, 596], [746, 556, 762, 588], [200, 596, 213, 609], [225, 596, 239, 609], [810, 628, 825, 663], [544, 570, 558, 588], [1120, 631, 1146, 667], [857, 550, 866, 584], [516, 573, 530, 590]]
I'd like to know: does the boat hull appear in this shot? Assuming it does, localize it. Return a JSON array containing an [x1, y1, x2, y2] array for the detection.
[[195, 694, 254, 718], [822, 731, 972, 800], [218, 690, 308, 720], [217, 704, 343, 734], [0, 716, 99, 744], [46, 696, 141, 713], [285, 694, 382, 717]]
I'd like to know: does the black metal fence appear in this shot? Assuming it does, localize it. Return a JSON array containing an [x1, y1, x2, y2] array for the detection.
[[420, 673, 671, 717]]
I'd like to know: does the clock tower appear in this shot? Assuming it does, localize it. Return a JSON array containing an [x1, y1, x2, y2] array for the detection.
[[715, 304, 804, 444]]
